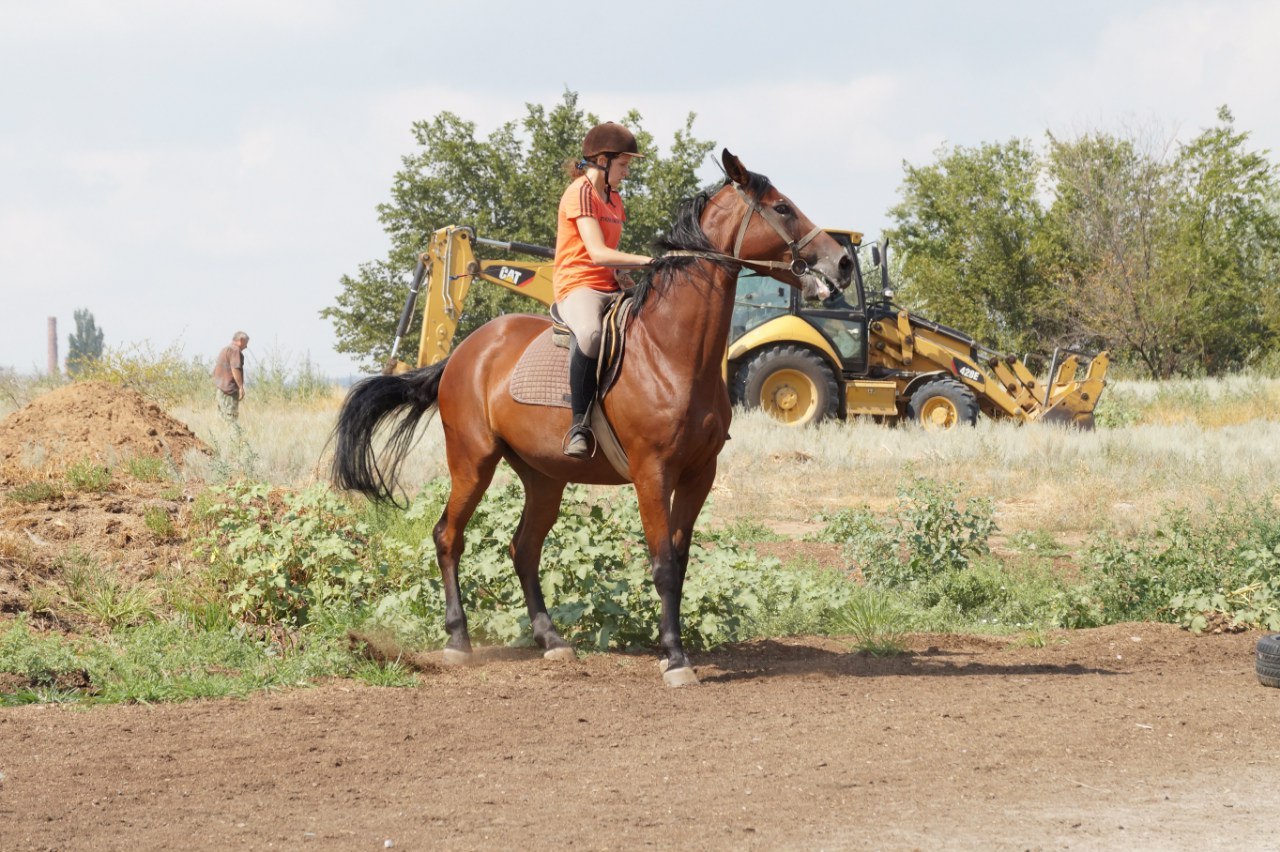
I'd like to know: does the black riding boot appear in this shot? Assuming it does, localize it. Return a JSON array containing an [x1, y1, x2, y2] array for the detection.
[[564, 345, 599, 459]]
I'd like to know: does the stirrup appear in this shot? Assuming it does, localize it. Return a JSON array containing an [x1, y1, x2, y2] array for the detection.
[[562, 424, 596, 459]]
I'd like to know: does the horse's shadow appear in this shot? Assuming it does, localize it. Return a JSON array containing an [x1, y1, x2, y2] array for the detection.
[[693, 639, 1120, 684]]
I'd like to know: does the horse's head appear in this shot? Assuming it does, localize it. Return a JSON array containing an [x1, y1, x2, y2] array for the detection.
[[705, 149, 853, 301]]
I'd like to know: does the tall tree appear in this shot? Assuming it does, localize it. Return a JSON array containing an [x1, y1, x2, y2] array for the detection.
[[885, 139, 1061, 356], [1167, 106, 1280, 373], [66, 308, 104, 376], [1044, 130, 1181, 377], [1047, 108, 1280, 377], [324, 90, 714, 369]]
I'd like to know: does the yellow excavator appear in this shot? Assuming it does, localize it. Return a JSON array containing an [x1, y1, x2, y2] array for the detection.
[[383, 225, 1108, 430]]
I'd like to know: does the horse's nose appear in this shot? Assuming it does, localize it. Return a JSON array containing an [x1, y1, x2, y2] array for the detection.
[[838, 252, 854, 287]]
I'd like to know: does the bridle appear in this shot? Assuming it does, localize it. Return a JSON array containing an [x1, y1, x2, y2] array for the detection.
[[663, 182, 844, 292]]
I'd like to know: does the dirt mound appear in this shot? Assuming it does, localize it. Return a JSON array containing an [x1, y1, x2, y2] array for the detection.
[[0, 381, 208, 479]]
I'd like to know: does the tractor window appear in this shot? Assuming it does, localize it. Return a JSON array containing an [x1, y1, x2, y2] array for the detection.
[[809, 316, 866, 363], [731, 271, 791, 343]]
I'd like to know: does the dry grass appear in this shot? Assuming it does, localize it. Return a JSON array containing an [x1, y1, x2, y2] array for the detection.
[[171, 390, 449, 490], [713, 410, 1280, 541], [9, 376, 1280, 547]]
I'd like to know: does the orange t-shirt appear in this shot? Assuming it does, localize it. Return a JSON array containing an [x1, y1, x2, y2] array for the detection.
[[553, 175, 626, 301]]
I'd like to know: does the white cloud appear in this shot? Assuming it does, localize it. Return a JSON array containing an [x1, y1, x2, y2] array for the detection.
[[1039, 1, 1280, 147], [3, 0, 346, 39]]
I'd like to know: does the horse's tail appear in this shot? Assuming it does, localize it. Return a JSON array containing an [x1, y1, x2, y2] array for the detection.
[[330, 358, 450, 505]]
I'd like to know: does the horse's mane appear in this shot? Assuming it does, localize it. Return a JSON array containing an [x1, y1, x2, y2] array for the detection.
[[629, 170, 773, 311]]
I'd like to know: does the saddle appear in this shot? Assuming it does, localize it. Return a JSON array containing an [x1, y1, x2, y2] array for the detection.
[[509, 294, 638, 480]]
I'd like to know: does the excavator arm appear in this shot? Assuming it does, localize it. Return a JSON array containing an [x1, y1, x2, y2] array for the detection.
[[383, 226, 557, 374]]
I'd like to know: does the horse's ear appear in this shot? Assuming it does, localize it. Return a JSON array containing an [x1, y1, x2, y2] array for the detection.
[[722, 149, 749, 186]]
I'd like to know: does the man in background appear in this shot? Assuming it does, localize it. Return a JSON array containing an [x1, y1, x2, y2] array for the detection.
[[212, 331, 249, 427]]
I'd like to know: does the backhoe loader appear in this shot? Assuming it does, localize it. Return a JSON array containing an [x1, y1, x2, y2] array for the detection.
[[383, 225, 1107, 430]]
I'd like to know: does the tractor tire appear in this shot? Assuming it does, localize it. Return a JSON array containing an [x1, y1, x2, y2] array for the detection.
[[907, 377, 979, 431], [1258, 634, 1280, 689], [734, 346, 839, 427]]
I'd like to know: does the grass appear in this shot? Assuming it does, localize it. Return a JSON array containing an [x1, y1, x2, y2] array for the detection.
[[8, 480, 64, 503], [64, 458, 113, 492], [126, 455, 173, 482], [143, 506, 177, 540], [832, 588, 908, 655], [62, 564, 158, 631]]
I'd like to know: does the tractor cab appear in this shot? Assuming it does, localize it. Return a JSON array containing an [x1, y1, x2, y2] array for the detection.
[[729, 229, 874, 379]]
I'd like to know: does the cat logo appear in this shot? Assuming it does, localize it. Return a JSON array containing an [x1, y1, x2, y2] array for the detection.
[[956, 363, 984, 386], [483, 264, 534, 287]]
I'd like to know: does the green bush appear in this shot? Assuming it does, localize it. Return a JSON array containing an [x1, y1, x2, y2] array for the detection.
[[1079, 500, 1280, 631], [819, 477, 997, 590], [144, 507, 176, 540], [0, 617, 86, 700], [194, 482, 393, 630], [193, 475, 867, 653], [831, 587, 907, 655], [909, 560, 1067, 631], [73, 343, 209, 406], [395, 479, 810, 651], [811, 506, 897, 573]]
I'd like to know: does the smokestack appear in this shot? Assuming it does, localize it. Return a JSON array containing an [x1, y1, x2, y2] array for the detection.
[[47, 317, 58, 376]]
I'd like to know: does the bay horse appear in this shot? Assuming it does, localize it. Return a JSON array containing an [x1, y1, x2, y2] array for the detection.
[[331, 149, 852, 685]]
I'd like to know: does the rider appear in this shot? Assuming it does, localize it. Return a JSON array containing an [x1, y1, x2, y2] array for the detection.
[[553, 121, 653, 459]]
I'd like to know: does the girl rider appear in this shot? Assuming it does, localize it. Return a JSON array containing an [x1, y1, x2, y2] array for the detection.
[[553, 122, 653, 458]]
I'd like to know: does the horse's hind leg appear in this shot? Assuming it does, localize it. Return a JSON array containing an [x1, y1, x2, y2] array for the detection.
[[507, 459, 572, 659], [433, 438, 503, 664]]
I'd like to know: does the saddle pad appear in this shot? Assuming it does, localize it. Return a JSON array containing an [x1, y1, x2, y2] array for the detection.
[[509, 329, 571, 408], [507, 326, 634, 481]]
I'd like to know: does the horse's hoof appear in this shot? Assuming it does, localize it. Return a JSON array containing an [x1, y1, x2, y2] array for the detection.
[[543, 646, 577, 662], [658, 658, 670, 674], [441, 648, 472, 666], [662, 665, 699, 687]]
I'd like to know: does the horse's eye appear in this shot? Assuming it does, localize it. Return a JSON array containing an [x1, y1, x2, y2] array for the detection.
[[773, 202, 793, 216]]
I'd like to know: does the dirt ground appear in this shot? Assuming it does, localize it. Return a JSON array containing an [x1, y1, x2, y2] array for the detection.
[[1, 624, 1277, 851]]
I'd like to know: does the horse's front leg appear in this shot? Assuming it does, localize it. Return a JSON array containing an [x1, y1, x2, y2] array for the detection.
[[670, 461, 717, 597], [633, 469, 698, 686]]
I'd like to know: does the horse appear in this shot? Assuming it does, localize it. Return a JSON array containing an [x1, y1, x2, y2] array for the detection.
[[331, 149, 853, 686]]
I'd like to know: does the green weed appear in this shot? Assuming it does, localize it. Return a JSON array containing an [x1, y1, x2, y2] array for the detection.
[[832, 588, 908, 656], [708, 517, 785, 543], [62, 565, 158, 630], [8, 481, 63, 504], [65, 459, 112, 492], [143, 507, 177, 540], [126, 456, 172, 482]]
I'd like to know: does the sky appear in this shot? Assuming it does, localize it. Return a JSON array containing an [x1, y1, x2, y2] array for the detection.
[[3, 0, 1278, 380]]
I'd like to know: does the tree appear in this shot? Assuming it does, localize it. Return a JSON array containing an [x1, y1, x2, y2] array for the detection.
[[886, 139, 1063, 357], [1167, 106, 1280, 373], [66, 308, 104, 376], [1046, 108, 1280, 377], [1044, 129, 1182, 377], [323, 90, 714, 369]]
